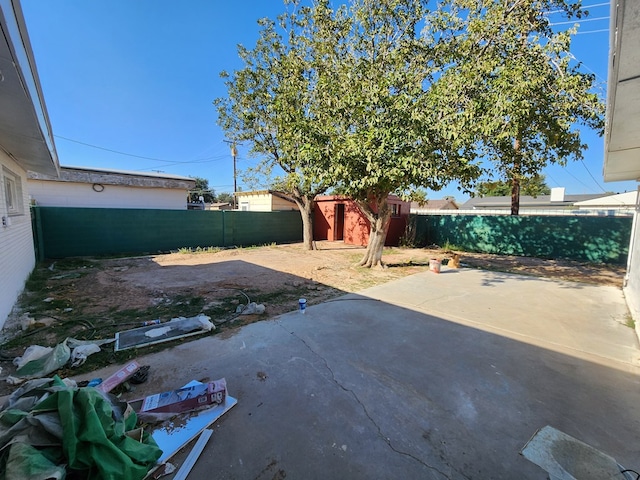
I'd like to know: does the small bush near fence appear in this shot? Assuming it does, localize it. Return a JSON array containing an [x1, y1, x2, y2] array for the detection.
[[412, 214, 632, 265]]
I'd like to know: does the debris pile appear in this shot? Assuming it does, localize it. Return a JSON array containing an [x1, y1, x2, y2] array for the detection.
[[0, 376, 162, 480], [0, 318, 237, 479]]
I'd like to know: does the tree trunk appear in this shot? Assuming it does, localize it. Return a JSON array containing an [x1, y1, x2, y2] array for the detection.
[[293, 196, 316, 250], [511, 176, 520, 216], [511, 137, 521, 216], [356, 195, 391, 268]]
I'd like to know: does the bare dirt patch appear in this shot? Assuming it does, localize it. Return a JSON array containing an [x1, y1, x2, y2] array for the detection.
[[0, 242, 625, 396]]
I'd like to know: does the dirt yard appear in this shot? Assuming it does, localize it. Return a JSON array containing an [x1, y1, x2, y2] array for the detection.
[[0, 241, 626, 396]]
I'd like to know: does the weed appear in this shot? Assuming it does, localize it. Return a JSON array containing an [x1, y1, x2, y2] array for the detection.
[[624, 314, 636, 329], [442, 240, 463, 252], [176, 246, 222, 254]]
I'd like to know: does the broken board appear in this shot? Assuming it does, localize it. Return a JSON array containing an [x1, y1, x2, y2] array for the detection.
[[150, 381, 237, 464], [114, 316, 212, 352]]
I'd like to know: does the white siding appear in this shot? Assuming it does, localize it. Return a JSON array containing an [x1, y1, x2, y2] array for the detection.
[[236, 192, 298, 211], [0, 153, 35, 329], [625, 207, 640, 323], [29, 180, 188, 209], [236, 193, 273, 212]]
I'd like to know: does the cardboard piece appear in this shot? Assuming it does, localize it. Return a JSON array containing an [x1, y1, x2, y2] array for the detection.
[[147, 380, 237, 464], [140, 378, 226, 415], [96, 361, 140, 393]]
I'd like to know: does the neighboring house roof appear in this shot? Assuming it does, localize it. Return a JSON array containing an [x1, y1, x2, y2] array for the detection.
[[28, 165, 195, 189], [460, 194, 602, 209], [573, 191, 639, 208], [604, 0, 640, 182], [0, 0, 59, 175], [235, 190, 297, 203], [412, 199, 459, 210]]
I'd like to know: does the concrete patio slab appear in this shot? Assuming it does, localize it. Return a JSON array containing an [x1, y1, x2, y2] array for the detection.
[[86, 268, 640, 479]]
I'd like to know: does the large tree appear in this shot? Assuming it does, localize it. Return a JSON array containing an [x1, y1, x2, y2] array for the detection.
[[215, 2, 342, 250], [317, 0, 480, 267], [430, 0, 605, 215]]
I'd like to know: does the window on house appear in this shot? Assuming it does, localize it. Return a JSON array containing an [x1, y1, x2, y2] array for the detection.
[[391, 204, 401, 216], [3, 167, 24, 216], [240, 202, 249, 211]]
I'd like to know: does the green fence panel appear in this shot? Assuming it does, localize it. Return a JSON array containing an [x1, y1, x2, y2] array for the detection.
[[34, 207, 302, 259], [222, 211, 303, 246], [413, 214, 632, 264]]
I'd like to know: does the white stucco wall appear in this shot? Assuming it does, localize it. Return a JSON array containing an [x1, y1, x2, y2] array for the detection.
[[237, 192, 298, 211], [237, 193, 273, 211], [625, 206, 640, 323], [0, 153, 36, 329], [28, 180, 188, 209]]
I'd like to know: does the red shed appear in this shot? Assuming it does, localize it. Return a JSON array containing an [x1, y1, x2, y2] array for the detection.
[[314, 195, 410, 247]]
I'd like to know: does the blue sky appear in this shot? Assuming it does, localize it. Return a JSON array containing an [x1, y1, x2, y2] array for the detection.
[[21, 0, 635, 202]]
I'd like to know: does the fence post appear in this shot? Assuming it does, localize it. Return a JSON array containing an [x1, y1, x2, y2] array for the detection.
[[31, 206, 45, 261]]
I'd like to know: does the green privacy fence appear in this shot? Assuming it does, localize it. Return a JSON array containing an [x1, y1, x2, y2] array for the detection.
[[412, 214, 633, 264], [31, 207, 303, 259]]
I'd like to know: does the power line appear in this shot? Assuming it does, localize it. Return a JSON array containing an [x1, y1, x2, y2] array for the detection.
[[579, 158, 607, 193], [55, 134, 231, 169], [574, 28, 608, 34], [55, 135, 181, 163], [544, 2, 609, 15], [562, 166, 597, 192], [550, 16, 609, 26]]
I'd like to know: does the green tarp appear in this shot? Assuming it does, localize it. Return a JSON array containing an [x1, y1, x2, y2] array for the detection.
[[0, 377, 161, 480]]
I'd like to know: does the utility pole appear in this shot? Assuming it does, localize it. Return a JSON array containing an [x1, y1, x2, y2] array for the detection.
[[224, 140, 240, 209]]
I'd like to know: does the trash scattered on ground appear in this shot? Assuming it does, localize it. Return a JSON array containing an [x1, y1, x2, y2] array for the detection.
[[130, 365, 150, 384], [151, 462, 176, 479], [135, 378, 226, 420], [114, 315, 215, 352], [0, 376, 162, 480], [96, 360, 141, 393], [14, 340, 70, 379], [429, 258, 442, 274], [144, 380, 238, 464], [70, 343, 101, 367], [236, 302, 266, 315], [67, 337, 115, 368]]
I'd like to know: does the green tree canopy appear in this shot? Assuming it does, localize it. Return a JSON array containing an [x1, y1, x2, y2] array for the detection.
[[215, 1, 341, 249], [475, 174, 551, 197], [313, 0, 481, 267], [429, 0, 605, 214], [188, 177, 215, 203]]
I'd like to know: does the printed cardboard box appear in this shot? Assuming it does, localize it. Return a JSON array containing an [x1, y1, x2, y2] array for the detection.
[[140, 378, 226, 414]]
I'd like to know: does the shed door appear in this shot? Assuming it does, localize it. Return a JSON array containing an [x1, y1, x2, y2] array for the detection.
[[334, 203, 345, 241]]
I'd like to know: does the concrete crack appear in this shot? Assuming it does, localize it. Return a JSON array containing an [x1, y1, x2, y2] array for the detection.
[[280, 323, 460, 480]]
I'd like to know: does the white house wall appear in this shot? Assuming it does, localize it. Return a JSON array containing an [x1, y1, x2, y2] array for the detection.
[[0, 152, 35, 329], [237, 193, 273, 212], [29, 180, 188, 209], [626, 208, 640, 323]]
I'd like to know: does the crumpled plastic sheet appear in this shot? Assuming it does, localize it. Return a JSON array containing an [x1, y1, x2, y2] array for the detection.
[[14, 341, 70, 379], [0, 376, 162, 480], [12, 337, 117, 379]]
